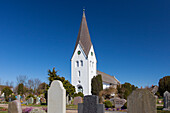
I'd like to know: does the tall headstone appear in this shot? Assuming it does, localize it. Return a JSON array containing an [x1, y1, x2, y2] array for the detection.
[[78, 95, 104, 113], [163, 91, 170, 111], [8, 100, 22, 113], [48, 80, 66, 113], [127, 89, 156, 113]]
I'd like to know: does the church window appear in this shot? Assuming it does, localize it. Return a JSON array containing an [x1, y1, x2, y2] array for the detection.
[[77, 85, 83, 93], [80, 60, 83, 66], [91, 52, 93, 56], [78, 80, 81, 83], [76, 61, 79, 67], [90, 61, 92, 67], [78, 71, 81, 77], [78, 51, 81, 55]]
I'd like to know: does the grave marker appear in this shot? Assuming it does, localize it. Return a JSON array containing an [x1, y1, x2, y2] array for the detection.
[[78, 95, 104, 113], [127, 89, 156, 113], [48, 80, 66, 113], [8, 100, 22, 113]]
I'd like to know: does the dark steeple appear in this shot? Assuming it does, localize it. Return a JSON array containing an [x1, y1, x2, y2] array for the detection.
[[74, 9, 92, 57]]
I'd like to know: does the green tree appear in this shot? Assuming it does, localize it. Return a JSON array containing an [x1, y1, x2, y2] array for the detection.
[[17, 83, 26, 95], [91, 74, 103, 96], [48, 67, 75, 97], [158, 76, 170, 96], [117, 82, 138, 99], [2, 87, 13, 101]]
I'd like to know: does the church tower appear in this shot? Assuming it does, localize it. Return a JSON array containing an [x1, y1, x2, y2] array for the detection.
[[71, 10, 97, 95]]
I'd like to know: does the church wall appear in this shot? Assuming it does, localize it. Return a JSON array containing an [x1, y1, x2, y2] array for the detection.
[[71, 44, 89, 95], [87, 45, 97, 95]]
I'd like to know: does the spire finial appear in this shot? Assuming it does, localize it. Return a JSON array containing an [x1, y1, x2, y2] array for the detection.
[[83, 8, 85, 17]]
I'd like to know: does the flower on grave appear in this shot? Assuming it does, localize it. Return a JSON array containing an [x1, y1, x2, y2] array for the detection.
[[22, 107, 33, 113]]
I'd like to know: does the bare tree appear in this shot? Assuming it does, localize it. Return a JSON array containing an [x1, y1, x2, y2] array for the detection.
[[9, 81, 14, 88], [16, 75, 28, 86], [27, 79, 34, 90], [5, 80, 9, 86], [33, 78, 41, 92]]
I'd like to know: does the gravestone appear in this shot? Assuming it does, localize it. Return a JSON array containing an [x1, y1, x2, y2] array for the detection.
[[114, 98, 126, 108], [28, 97, 34, 104], [163, 91, 170, 111], [127, 89, 156, 113], [78, 95, 104, 113], [73, 96, 83, 105], [8, 100, 22, 113], [17, 95, 20, 101], [48, 80, 66, 113], [36, 97, 40, 104]]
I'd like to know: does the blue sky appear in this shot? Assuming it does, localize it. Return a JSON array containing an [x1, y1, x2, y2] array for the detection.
[[0, 0, 169, 87]]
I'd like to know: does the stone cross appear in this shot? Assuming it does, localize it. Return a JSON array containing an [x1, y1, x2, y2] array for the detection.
[[48, 80, 66, 113], [78, 95, 104, 113], [163, 91, 170, 111], [127, 89, 156, 113], [8, 100, 22, 113]]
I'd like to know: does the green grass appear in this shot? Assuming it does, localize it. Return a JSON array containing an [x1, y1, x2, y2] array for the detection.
[[26, 104, 47, 107], [157, 110, 170, 113], [66, 104, 78, 110], [0, 111, 8, 113]]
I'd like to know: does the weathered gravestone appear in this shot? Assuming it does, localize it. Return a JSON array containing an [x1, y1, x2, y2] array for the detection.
[[36, 97, 40, 104], [8, 100, 22, 113], [28, 97, 34, 104], [48, 80, 66, 113], [78, 95, 104, 113], [73, 96, 83, 105], [163, 91, 170, 111], [127, 89, 156, 113], [114, 98, 126, 108]]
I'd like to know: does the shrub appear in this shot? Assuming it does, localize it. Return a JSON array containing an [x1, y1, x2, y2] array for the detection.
[[121, 102, 127, 109], [103, 100, 112, 108], [26, 94, 35, 100], [73, 92, 84, 98]]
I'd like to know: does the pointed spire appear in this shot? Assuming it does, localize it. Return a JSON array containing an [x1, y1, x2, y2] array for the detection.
[[83, 9, 85, 17], [73, 10, 92, 57]]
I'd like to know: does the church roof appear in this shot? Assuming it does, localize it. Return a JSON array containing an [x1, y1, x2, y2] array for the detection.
[[97, 70, 120, 85], [73, 10, 92, 57]]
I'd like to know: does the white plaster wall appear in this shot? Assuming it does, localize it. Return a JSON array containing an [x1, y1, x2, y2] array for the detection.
[[71, 44, 97, 95], [71, 44, 89, 95], [103, 82, 110, 89], [87, 45, 97, 95]]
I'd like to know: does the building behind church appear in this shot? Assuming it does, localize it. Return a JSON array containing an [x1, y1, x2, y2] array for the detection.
[[71, 10, 120, 95]]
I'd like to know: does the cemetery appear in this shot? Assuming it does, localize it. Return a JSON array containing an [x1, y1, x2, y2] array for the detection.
[[0, 1, 170, 113], [0, 77, 170, 113]]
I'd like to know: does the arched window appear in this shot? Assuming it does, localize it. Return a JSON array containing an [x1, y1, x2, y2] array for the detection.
[[77, 85, 83, 93], [78, 80, 81, 83], [76, 61, 79, 67], [90, 61, 92, 67], [78, 71, 81, 77], [80, 60, 83, 67]]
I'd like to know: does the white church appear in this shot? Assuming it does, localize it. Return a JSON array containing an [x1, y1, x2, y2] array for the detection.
[[71, 10, 120, 95]]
